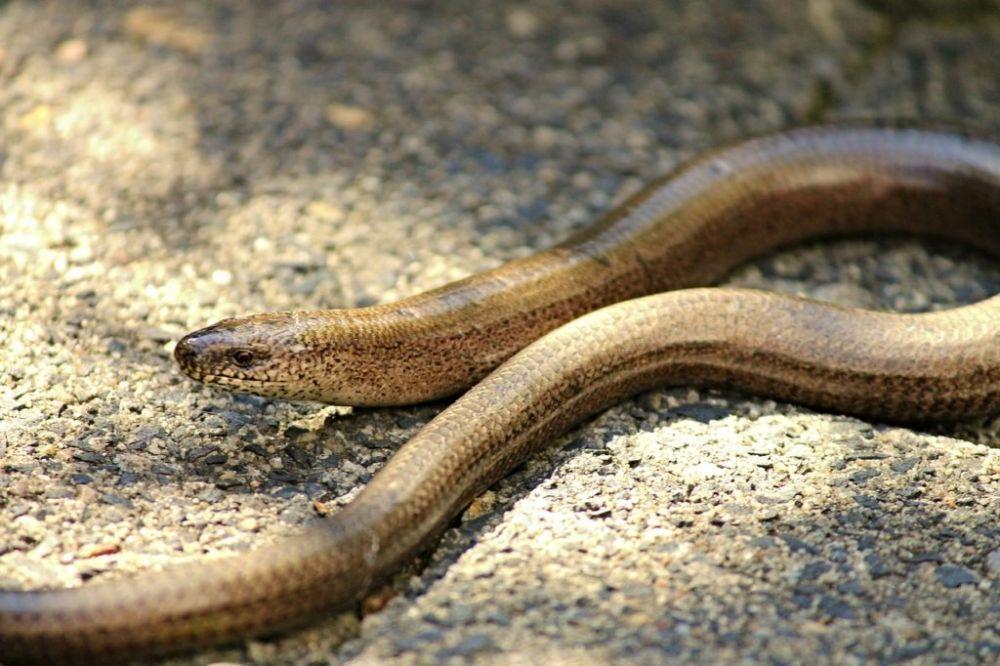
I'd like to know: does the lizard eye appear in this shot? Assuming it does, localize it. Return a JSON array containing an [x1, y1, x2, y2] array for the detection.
[[230, 349, 256, 368]]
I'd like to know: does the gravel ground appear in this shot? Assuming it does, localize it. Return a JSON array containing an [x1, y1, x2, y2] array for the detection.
[[1, 1, 998, 664]]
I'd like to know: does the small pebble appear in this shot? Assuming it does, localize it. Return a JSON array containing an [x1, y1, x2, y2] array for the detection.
[[935, 564, 978, 588], [325, 104, 374, 130], [986, 549, 1000, 576], [506, 8, 540, 38], [55, 38, 88, 63]]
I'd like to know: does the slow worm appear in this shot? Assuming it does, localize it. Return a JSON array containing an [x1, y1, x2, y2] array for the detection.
[[1, 124, 997, 663]]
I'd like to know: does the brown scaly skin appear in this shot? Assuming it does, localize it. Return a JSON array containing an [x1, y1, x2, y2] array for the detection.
[[2, 125, 999, 663], [174, 124, 1000, 405]]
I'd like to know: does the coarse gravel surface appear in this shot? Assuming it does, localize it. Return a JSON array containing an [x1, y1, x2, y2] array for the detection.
[[1, 1, 998, 665]]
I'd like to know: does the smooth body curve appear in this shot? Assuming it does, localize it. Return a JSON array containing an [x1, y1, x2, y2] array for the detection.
[[175, 124, 1000, 405], [2, 125, 999, 663]]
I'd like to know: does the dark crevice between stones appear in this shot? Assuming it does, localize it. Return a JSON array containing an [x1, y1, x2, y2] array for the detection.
[[857, 0, 1000, 25]]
